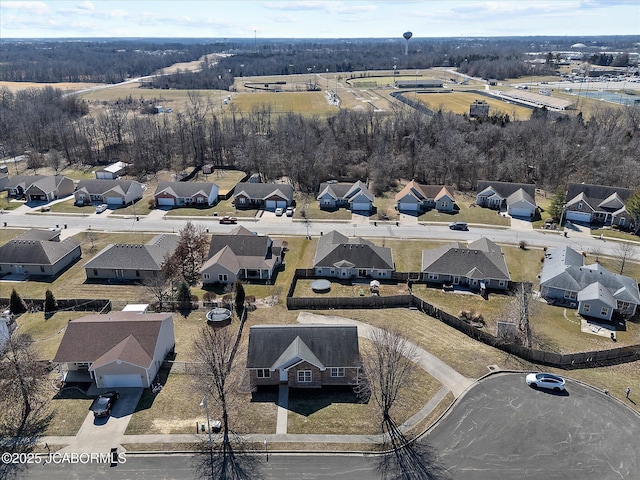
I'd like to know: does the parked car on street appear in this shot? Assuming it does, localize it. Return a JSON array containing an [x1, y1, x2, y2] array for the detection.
[[92, 391, 120, 418], [525, 372, 566, 391], [219, 216, 237, 224]]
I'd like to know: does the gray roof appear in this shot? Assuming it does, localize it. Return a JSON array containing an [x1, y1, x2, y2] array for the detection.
[[5, 174, 47, 189], [154, 181, 218, 198], [201, 226, 281, 273], [541, 246, 640, 305], [83, 234, 179, 271], [233, 182, 293, 201], [52, 312, 172, 366], [246, 324, 360, 369], [15, 229, 60, 241], [566, 183, 632, 212], [506, 188, 536, 207], [317, 180, 374, 202], [421, 237, 510, 281], [0, 236, 80, 266], [25, 175, 70, 194], [76, 179, 139, 195], [477, 180, 536, 201], [313, 230, 394, 270]]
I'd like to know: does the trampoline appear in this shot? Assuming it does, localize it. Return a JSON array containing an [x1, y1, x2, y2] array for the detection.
[[311, 279, 332, 293], [206, 307, 232, 324]]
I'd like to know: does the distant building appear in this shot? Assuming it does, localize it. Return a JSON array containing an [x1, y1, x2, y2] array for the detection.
[[395, 79, 443, 89], [469, 100, 490, 118], [95, 161, 129, 180]]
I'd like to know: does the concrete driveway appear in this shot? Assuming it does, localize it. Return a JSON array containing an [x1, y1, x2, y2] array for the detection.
[[60, 388, 143, 454], [425, 372, 640, 480]]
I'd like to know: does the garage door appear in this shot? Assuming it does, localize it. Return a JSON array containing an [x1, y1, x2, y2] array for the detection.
[[105, 196, 124, 205], [102, 374, 143, 388], [399, 202, 419, 212], [566, 211, 591, 223], [352, 202, 371, 212], [509, 207, 532, 217], [265, 200, 276, 210], [157, 197, 175, 206]]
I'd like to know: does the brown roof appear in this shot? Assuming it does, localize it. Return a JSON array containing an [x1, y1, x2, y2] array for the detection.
[[52, 312, 172, 367]]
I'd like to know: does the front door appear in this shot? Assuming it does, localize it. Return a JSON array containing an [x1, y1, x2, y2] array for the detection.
[[279, 370, 288, 383]]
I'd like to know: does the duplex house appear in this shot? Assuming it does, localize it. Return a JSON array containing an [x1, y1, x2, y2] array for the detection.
[[0, 173, 9, 192], [75, 179, 144, 206], [564, 183, 633, 228], [0, 229, 81, 277], [154, 181, 219, 207], [540, 245, 640, 320], [313, 230, 394, 279], [421, 237, 511, 291], [83, 234, 179, 282], [317, 180, 374, 212], [395, 181, 456, 214], [53, 311, 175, 388], [246, 324, 360, 389], [476, 180, 537, 218], [200, 226, 284, 284], [5, 175, 74, 201], [233, 182, 293, 211]]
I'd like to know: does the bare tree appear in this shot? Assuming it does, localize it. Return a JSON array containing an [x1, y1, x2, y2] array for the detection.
[[613, 241, 637, 275], [504, 283, 536, 348], [192, 310, 259, 480], [0, 334, 53, 480], [143, 269, 172, 312], [165, 221, 209, 285]]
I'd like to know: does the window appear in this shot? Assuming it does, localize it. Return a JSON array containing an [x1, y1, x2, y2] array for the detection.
[[203, 274, 210, 280], [40, 266, 45, 273], [428, 273, 439, 281], [256, 369, 270, 378], [564, 291, 577, 300], [498, 280, 506, 287], [93, 269, 98, 276], [583, 304, 591, 313], [218, 274, 228, 282], [331, 367, 345, 377], [358, 269, 367, 277], [601, 307, 609, 317], [297, 370, 312, 383], [578, 202, 583, 210], [135, 270, 140, 277], [617, 300, 630, 310]]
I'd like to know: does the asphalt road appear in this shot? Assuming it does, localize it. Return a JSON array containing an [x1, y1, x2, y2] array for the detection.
[[425, 373, 640, 480], [0, 207, 624, 258], [17, 373, 640, 480]]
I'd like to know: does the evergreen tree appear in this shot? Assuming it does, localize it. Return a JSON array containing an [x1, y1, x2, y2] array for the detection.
[[9, 288, 27, 315], [234, 280, 245, 313], [44, 290, 57, 313]]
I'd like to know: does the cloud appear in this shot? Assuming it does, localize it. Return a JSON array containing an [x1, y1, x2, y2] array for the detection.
[[266, 1, 376, 15], [76, 1, 94, 11], [1, 1, 50, 15]]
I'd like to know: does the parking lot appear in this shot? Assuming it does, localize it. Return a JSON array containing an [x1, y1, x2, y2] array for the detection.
[[426, 372, 640, 480]]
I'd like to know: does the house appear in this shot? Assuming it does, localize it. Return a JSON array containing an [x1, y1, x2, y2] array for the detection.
[[246, 324, 360, 388], [95, 161, 129, 179], [0, 173, 8, 191], [84, 234, 179, 282], [0, 229, 81, 277], [233, 182, 294, 211], [421, 237, 511, 291], [317, 180, 374, 212], [154, 181, 219, 207], [564, 183, 633, 228], [540, 245, 640, 320], [200, 226, 284, 284], [52, 311, 175, 388], [24, 175, 74, 202], [74, 179, 144, 206], [395, 181, 456, 214], [476, 180, 537, 218], [4, 175, 74, 201], [313, 230, 394, 279]]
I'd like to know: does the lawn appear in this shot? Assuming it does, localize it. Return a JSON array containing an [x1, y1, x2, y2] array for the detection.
[[231, 91, 338, 116], [420, 192, 510, 227], [294, 193, 353, 221], [415, 91, 533, 121]]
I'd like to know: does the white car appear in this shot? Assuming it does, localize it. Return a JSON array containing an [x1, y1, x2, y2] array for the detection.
[[95, 204, 108, 213], [526, 372, 566, 391], [274, 207, 284, 216]]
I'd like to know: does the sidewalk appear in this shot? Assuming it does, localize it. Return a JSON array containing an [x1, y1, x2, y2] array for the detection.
[[40, 313, 475, 452]]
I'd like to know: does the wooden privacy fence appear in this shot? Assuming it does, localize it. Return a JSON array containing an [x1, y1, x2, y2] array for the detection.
[[285, 269, 640, 369]]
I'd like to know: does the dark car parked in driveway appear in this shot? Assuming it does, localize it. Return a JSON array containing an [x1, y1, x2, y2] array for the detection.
[[92, 391, 119, 418]]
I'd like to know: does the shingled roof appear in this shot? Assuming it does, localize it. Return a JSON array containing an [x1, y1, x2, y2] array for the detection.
[[0, 235, 80, 266], [154, 181, 218, 198], [421, 237, 510, 281], [313, 230, 393, 270], [233, 182, 294, 201], [52, 312, 173, 368], [246, 324, 360, 370], [566, 183, 633, 212], [83, 234, 179, 270], [477, 180, 536, 200]]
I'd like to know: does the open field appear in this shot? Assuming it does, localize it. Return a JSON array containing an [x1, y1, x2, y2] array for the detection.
[[415, 91, 533, 120], [0, 81, 103, 93], [230, 91, 338, 116]]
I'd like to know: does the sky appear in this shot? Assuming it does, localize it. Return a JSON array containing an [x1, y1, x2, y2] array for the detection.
[[1, 0, 639, 39]]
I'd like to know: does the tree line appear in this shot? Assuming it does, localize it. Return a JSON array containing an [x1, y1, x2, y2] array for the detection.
[[1, 86, 639, 196]]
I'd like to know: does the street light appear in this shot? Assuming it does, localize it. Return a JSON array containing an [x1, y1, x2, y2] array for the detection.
[[200, 395, 214, 478]]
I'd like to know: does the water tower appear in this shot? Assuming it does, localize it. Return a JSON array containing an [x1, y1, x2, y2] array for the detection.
[[403, 31, 413, 56]]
